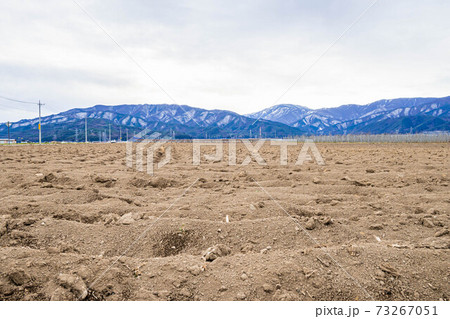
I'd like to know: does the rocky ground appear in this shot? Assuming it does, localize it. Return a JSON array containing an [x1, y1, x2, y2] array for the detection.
[[0, 142, 448, 300]]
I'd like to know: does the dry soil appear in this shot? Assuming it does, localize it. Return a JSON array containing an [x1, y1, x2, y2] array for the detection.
[[0, 142, 448, 301]]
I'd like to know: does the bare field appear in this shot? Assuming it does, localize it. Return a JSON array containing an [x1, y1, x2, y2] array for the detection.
[[0, 142, 448, 301]]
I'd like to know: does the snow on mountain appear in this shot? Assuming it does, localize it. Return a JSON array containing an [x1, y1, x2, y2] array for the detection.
[[247, 104, 310, 125], [0, 103, 306, 141], [1, 96, 448, 142], [247, 97, 450, 134]]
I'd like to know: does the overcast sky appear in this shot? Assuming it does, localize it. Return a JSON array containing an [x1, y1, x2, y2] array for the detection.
[[0, 0, 449, 122]]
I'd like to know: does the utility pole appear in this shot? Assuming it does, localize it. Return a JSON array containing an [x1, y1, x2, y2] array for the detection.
[[108, 124, 111, 142], [85, 116, 88, 143], [75, 128, 78, 143], [38, 100, 44, 144], [7, 121, 10, 144], [119, 126, 122, 142]]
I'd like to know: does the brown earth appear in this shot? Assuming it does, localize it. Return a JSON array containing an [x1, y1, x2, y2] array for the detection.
[[0, 141, 448, 301]]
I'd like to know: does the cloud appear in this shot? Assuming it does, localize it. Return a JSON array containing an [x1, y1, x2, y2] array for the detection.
[[0, 0, 449, 122]]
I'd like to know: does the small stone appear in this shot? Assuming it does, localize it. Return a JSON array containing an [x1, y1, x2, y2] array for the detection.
[[203, 244, 231, 262], [369, 224, 383, 230], [312, 177, 321, 184], [305, 218, 316, 230], [366, 169, 375, 173], [236, 292, 246, 300], [240, 273, 248, 281], [422, 218, 434, 228], [260, 246, 272, 254], [249, 204, 256, 211], [132, 212, 144, 220], [321, 216, 333, 225], [219, 286, 228, 292], [262, 283, 273, 293], [117, 213, 135, 225], [57, 274, 88, 300]]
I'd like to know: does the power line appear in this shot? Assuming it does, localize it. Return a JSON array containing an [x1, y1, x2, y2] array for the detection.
[[0, 95, 45, 144], [71, 0, 201, 127], [38, 103, 60, 114], [0, 94, 37, 105], [72, 0, 176, 104], [0, 103, 35, 111], [251, 0, 380, 125]]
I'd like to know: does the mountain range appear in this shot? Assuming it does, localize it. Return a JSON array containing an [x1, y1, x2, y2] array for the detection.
[[0, 96, 449, 142], [247, 97, 450, 134]]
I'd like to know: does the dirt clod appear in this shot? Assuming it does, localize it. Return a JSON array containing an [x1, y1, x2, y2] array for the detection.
[[369, 224, 383, 230], [203, 244, 231, 262], [117, 213, 135, 225], [8, 270, 30, 286], [421, 218, 435, 228], [263, 283, 274, 293], [236, 292, 246, 300], [57, 274, 88, 300], [305, 218, 317, 230], [434, 228, 449, 237]]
